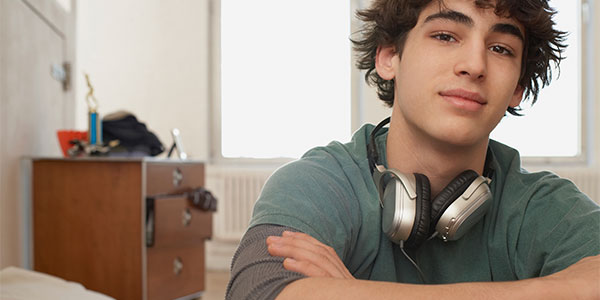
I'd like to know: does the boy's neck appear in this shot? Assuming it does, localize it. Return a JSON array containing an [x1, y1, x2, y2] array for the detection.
[[385, 114, 488, 198]]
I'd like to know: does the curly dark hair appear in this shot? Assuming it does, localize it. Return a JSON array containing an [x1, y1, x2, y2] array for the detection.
[[351, 0, 567, 115]]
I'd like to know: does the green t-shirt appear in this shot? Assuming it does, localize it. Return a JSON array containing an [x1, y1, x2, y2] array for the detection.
[[249, 124, 600, 283]]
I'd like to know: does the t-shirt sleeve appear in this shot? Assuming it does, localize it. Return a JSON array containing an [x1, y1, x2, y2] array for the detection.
[[248, 151, 363, 262], [513, 174, 600, 277], [226, 224, 305, 300]]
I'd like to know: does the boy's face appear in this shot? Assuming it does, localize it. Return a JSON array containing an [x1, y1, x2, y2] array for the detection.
[[376, 0, 525, 148]]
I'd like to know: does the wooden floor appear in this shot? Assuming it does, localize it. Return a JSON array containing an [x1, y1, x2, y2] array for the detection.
[[201, 270, 230, 300]]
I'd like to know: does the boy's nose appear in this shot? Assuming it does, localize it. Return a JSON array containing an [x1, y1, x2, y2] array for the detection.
[[454, 44, 487, 80]]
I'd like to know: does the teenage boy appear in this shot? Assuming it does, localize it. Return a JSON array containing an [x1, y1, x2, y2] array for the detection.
[[226, 0, 600, 299]]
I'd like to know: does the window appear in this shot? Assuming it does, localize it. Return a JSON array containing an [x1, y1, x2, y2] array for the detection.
[[219, 1, 351, 159], [217, 0, 591, 161], [490, 0, 585, 158]]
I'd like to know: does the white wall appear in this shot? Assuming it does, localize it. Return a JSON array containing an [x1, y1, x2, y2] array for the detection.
[[594, 0, 600, 168], [75, 0, 211, 160], [1, 0, 76, 269]]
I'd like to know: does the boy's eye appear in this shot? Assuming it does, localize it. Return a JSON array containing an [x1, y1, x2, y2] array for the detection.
[[432, 33, 456, 42], [490, 45, 514, 56]]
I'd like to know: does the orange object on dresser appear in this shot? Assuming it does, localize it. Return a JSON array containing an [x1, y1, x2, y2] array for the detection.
[[56, 130, 88, 157]]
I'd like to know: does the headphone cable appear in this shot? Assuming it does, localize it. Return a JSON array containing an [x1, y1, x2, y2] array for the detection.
[[399, 240, 428, 284], [427, 232, 439, 241]]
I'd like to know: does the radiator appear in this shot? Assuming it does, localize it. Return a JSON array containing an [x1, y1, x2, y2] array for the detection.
[[205, 165, 277, 241]]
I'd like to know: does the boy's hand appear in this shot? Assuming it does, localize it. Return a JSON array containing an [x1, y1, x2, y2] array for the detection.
[[266, 231, 355, 280]]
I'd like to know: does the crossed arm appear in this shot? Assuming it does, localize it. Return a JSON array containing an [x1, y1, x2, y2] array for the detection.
[[227, 224, 600, 299], [266, 230, 600, 300]]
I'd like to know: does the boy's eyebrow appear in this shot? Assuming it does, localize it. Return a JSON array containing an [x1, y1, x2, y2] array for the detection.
[[491, 23, 524, 41], [424, 10, 473, 27], [424, 9, 524, 41]]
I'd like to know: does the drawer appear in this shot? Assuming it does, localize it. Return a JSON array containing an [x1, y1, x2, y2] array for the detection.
[[147, 243, 205, 300], [150, 196, 212, 248], [146, 163, 204, 195]]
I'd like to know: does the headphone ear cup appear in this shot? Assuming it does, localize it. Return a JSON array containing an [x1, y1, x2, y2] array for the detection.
[[404, 173, 431, 249], [430, 170, 479, 232]]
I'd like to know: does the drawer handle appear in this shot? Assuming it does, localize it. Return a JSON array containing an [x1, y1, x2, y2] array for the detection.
[[182, 208, 192, 226], [172, 168, 183, 186], [173, 257, 183, 275]]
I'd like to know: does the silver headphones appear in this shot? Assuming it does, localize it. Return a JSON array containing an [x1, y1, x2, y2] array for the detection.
[[368, 117, 492, 248]]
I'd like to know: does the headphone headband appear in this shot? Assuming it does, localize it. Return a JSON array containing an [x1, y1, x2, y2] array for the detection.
[[368, 117, 391, 174]]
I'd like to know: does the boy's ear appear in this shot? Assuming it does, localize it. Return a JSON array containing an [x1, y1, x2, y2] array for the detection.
[[375, 45, 396, 80], [509, 85, 525, 108]]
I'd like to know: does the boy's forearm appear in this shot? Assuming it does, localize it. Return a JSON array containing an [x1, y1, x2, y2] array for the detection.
[[276, 277, 553, 300]]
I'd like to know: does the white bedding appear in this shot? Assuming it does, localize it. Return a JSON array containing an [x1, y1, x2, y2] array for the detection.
[[0, 267, 114, 300]]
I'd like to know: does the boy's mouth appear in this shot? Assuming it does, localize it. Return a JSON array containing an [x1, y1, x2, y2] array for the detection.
[[439, 89, 487, 112]]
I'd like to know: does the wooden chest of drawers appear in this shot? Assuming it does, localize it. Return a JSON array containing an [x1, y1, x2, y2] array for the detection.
[[32, 158, 212, 300]]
